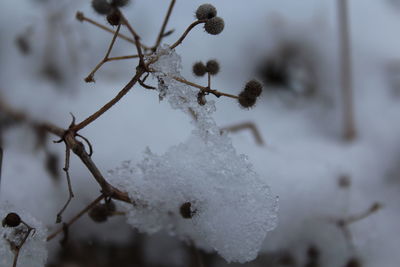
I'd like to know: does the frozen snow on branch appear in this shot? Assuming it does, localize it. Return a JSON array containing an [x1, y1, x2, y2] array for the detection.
[[109, 46, 278, 263]]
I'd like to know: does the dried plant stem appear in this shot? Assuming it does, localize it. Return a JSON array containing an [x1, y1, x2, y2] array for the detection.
[[47, 194, 105, 241], [153, 0, 176, 50], [107, 54, 140, 61], [170, 20, 206, 49], [55, 146, 74, 223], [76, 12, 151, 50], [338, 0, 356, 141], [221, 122, 265, 145], [73, 69, 145, 132], [172, 76, 239, 99], [85, 24, 122, 82], [120, 12, 146, 67], [0, 98, 132, 204]]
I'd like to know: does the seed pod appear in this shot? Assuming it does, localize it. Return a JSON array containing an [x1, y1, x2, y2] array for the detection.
[[107, 9, 121, 26], [193, 62, 207, 77], [238, 91, 256, 108], [112, 0, 130, 7], [2, 213, 21, 228], [92, 0, 112, 15], [195, 4, 217, 20], [244, 80, 262, 97], [206, 59, 220, 75], [89, 204, 109, 223], [204, 17, 224, 35], [180, 202, 196, 219]]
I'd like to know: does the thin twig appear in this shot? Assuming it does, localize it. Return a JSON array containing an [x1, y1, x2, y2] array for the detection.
[[76, 12, 151, 50], [172, 76, 239, 99], [153, 0, 176, 50], [170, 20, 206, 49], [85, 24, 121, 82], [73, 69, 145, 132], [120, 12, 146, 67], [11, 221, 35, 267], [47, 194, 105, 241]]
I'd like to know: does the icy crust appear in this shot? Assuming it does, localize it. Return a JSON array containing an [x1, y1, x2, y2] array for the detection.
[[0, 203, 48, 267], [109, 46, 278, 263]]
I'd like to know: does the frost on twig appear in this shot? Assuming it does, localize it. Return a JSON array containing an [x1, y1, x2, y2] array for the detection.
[[0, 203, 47, 267], [109, 46, 278, 263]]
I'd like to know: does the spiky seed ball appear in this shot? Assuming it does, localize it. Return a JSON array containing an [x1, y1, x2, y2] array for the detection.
[[89, 204, 109, 223], [193, 62, 207, 77], [195, 4, 217, 20], [244, 80, 262, 97], [238, 91, 257, 108], [112, 0, 130, 7], [206, 60, 220, 75], [2, 213, 21, 228], [204, 17, 224, 35], [180, 202, 196, 219], [92, 0, 112, 15], [107, 10, 121, 26]]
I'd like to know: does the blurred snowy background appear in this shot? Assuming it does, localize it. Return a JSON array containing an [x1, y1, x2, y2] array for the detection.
[[1, 0, 400, 266]]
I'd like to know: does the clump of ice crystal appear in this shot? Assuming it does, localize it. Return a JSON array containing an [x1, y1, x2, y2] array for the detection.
[[109, 46, 278, 263], [0, 203, 48, 267]]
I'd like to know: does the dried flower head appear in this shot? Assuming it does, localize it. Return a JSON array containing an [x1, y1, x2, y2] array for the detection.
[[244, 80, 262, 97], [2, 212, 21, 228], [92, 0, 112, 15], [112, 0, 130, 7], [193, 62, 207, 77], [204, 17, 224, 35], [195, 4, 217, 20], [89, 204, 109, 223], [107, 10, 121, 26], [238, 91, 257, 108], [206, 59, 220, 75]]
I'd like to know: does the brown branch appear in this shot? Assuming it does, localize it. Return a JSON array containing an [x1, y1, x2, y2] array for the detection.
[[85, 24, 122, 82], [11, 221, 35, 267], [76, 12, 151, 50], [153, 0, 176, 50], [55, 145, 74, 223], [107, 54, 140, 61], [72, 69, 145, 132], [47, 194, 105, 241], [170, 20, 206, 49], [172, 76, 239, 99]]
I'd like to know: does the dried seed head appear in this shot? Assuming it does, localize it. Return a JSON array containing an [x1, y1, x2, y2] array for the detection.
[[244, 80, 262, 97], [307, 245, 320, 260], [206, 59, 220, 75], [107, 10, 121, 26], [89, 204, 109, 223], [195, 4, 217, 20], [238, 91, 257, 108], [180, 202, 196, 219], [2, 213, 21, 228], [112, 0, 130, 7], [105, 200, 116, 215], [204, 17, 224, 35], [193, 62, 207, 77], [197, 92, 207, 106], [92, 0, 112, 15]]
